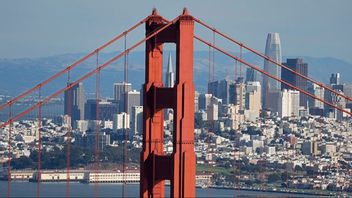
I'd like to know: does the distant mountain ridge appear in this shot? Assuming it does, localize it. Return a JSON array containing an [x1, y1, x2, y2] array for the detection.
[[0, 51, 351, 97]]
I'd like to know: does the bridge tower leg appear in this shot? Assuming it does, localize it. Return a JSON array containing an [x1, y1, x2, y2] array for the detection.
[[140, 8, 195, 198]]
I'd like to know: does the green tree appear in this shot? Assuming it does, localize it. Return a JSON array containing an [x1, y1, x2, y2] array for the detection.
[[268, 173, 281, 183], [10, 156, 33, 169]]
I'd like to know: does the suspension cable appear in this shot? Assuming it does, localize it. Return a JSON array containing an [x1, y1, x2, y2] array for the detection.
[[66, 70, 71, 198], [94, 50, 100, 198], [37, 86, 42, 198], [193, 17, 352, 103], [235, 59, 238, 81], [233, 44, 239, 197], [0, 16, 180, 130], [7, 105, 12, 198], [194, 35, 352, 117], [122, 33, 129, 197], [0, 16, 150, 113], [239, 45, 243, 78], [208, 45, 211, 94], [212, 30, 215, 82]]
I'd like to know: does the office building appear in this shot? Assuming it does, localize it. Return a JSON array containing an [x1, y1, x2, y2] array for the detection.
[[218, 79, 235, 105], [198, 93, 213, 111], [279, 89, 300, 117], [113, 112, 130, 131], [207, 96, 221, 121], [223, 104, 245, 130], [113, 82, 132, 112], [113, 82, 132, 101], [263, 33, 282, 108], [330, 73, 340, 85], [268, 90, 299, 117], [208, 81, 219, 97], [245, 81, 262, 121], [321, 143, 336, 157], [64, 82, 86, 128], [194, 91, 200, 112], [281, 58, 308, 107], [126, 90, 141, 115], [84, 99, 118, 121], [77, 132, 110, 151], [76, 120, 89, 133], [308, 83, 324, 109], [302, 141, 319, 156], [246, 68, 258, 82], [131, 106, 143, 135], [230, 77, 245, 110]]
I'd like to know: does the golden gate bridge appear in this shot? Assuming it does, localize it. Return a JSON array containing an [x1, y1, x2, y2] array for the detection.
[[1, 8, 351, 198]]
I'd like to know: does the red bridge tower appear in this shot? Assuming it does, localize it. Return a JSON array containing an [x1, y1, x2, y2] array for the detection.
[[140, 8, 196, 197]]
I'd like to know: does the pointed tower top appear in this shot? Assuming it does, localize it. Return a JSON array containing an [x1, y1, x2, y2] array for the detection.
[[167, 53, 173, 74], [166, 53, 175, 88], [152, 8, 159, 15], [182, 7, 189, 15]]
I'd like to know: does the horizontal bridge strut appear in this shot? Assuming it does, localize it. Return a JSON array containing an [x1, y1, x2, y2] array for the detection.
[[1, 9, 350, 198]]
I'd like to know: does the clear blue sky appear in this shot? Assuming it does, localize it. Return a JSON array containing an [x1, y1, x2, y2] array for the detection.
[[1, 0, 351, 62]]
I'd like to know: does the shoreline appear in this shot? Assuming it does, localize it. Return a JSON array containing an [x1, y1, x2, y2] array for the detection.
[[1, 179, 345, 197], [210, 186, 337, 197]]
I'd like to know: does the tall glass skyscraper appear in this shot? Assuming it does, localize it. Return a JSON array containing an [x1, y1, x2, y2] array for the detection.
[[263, 33, 282, 108], [64, 82, 86, 127]]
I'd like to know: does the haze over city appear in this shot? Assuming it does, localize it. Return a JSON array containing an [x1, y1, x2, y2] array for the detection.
[[0, 1, 352, 197], [1, 0, 352, 62]]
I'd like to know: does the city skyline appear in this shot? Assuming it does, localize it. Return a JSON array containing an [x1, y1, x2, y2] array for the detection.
[[0, 1, 351, 63], [1, 3, 352, 197]]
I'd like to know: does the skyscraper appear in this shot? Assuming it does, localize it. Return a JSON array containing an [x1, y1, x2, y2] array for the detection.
[[218, 79, 234, 105], [64, 82, 86, 127], [230, 77, 245, 110], [281, 58, 308, 107], [246, 68, 258, 82], [113, 82, 132, 101], [164, 53, 175, 120], [84, 99, 118, 121], [245, 81, 262, 121], [194, 91, 200, 112], [131, 106, 143, 135], [308, 82, 324, 109], [208, 81, 219, 97], [198, 93, 213, 111], [113, 82, 132, 112], [207, 96, 221, 121], [126, 90, 141, 115], [278, 89, 300, 117], [263, 33, 282, 108], [266, 89, 299, 117], [330, 73, 341, 85], [113, 112, 130, 131], [165, 53, 175, 88]]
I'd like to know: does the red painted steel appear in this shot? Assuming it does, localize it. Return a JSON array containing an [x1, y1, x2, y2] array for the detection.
[[194, 35, 352, 116], [0, 17, 150, 112], [2, 11, 352, 198], [66, 78, 71, 198], [140, 8, 196, 198], [0, 16, 178, 129], [7, 106, 12, 198], [122, 34, 129, 197], [94, 51, 100, 198], [194, 18, 352, 103], [37, 88, 42, 198]]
